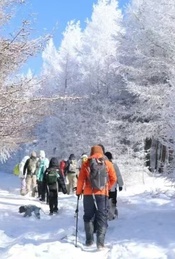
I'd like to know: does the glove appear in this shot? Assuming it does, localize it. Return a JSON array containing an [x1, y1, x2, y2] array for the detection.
[[119, 187, 123, 191]]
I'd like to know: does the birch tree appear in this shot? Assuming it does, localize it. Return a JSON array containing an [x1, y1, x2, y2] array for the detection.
[[0, 0, 49, 160]]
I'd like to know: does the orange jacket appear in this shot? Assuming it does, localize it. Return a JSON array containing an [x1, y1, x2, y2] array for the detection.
[[76, 153, 117, 196]]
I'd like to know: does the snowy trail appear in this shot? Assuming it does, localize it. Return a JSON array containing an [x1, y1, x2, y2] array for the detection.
[[0, 172, 175, 258]]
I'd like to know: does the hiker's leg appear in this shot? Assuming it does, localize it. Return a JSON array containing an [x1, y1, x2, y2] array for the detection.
[[48, 190, 54, 214], [67, 174, 72, 194], [72, 174, 77, 193], [37, 180, 42, 198], [41, 182, 46, 201], [95, 195, 108, 248], [112, 189, 117, 206], [31, 175, 37, 197], [83, 195, 95, 245], [53, 190, 58, 212], [26, 175, 32, 193], [108, 191, 117, 220]]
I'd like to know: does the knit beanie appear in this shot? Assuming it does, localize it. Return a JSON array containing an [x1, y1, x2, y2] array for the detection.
[[90, 145, 103, 156]]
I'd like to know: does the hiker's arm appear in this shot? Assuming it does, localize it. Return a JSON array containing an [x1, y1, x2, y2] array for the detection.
[[114, 163, 124, 187], [76, 163, 87, 195], [57, 172, 67, 194], [23, 159, 29, 176]]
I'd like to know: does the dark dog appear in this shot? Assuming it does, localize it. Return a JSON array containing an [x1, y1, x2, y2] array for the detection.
[[19, 205, 41, 219]]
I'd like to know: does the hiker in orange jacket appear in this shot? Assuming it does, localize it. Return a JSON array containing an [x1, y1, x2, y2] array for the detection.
[[76, 145, 117, 249]]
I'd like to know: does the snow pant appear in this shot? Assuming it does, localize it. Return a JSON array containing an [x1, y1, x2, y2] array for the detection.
[[83, 195, 108, 247], [109, 189, 117, 205], [67, 173, 77, 194], [39, 182, 49, 203], [108, 189, 118, 220], [37, 180, 43, 198], [20, 178, 27, 196], [48, 189, 58, 213], [26, 175, 37, 197]]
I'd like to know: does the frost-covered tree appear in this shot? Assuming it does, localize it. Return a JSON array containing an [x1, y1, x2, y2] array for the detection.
[[39, 0, 125, 158], [0, 0, 49, 160], [120, 0, 175, 172]]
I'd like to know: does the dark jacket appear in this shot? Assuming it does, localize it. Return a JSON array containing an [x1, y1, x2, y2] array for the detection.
[[23, 156, 38, 176], [65, 154, 78, 175], [43, 157, 67, 194]]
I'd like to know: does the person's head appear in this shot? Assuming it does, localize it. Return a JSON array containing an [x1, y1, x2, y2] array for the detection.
[[90, 145, 103, 156], [81, 153, 88, 162], [39, 150, 45, 159], [49, 157, 59, 168], [105, 151, 113, 161], [69, 154, 75, 160], [97, 144, 105, 154], [30, 151, 37, 158]]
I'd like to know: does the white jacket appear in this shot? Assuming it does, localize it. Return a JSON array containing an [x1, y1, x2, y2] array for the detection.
[[110, 162, 124, 192]]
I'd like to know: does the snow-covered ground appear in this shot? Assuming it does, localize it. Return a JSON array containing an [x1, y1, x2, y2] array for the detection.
[[0, 172, 175, 259]]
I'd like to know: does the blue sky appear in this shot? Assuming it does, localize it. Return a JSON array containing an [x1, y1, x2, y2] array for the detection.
[[14, 0, 129, 74]]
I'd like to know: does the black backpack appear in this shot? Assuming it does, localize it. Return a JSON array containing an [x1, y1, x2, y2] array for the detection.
[[45, 169, 58, 185], [88, 157, 108, 190]]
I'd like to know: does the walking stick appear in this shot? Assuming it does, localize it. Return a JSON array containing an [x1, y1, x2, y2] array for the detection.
[[75, 195, 80, 247]]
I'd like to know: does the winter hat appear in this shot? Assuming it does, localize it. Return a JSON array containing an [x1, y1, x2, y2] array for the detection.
[[81, 153, 88, 159], [31, 151, 37, 158], [39, 150, 45, 159], [49, 157, 59, 168], [90, 145, 103, 156], [105, 151, 113, 160]]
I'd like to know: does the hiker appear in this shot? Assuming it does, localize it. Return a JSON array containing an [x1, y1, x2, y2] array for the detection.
[[36, 150, 49, 201], [65, 154, 79, 194], [23, 151, 38, 197], [78, 153, 88, 170], [42, 157, 67, 215], [18, 155, 30, 195], [76, 145, 117, 249], [105, 151, 124, 219]]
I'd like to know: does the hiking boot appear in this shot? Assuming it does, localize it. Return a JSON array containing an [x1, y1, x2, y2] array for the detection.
[[49, 212, 53, 216], [85, 241, 94, 246], [97, 244, 104, 250]]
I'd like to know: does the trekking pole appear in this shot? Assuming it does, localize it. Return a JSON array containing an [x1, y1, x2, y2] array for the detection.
[[92, 193, 98, 210], [75, 195, 80, 247]]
